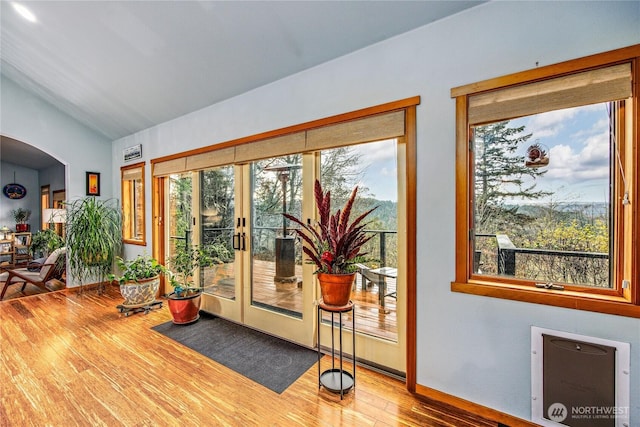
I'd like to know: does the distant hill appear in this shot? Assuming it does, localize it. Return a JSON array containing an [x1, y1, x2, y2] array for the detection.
[[361, 198, 398, 230], [506, 202, 609, 219]]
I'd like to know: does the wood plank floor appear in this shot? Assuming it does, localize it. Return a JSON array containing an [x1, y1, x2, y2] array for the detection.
[[0, 286, 500, 427]]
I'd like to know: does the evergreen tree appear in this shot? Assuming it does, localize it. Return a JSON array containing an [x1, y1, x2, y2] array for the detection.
[[473, 121, 550, 232]]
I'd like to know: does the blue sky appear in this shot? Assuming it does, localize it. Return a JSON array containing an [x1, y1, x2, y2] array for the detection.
[[352, 139, 398, 202], [511, 103, 612, 204], [345, 102, 613, 205]]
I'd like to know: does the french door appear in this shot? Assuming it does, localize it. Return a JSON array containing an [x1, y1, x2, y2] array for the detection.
[[154, 101, 417, 375], [161, 141, 406, 372], [165, 157, 316, 346]]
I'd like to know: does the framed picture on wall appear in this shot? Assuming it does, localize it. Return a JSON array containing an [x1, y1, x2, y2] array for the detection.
[[86, 172, 100, 196]]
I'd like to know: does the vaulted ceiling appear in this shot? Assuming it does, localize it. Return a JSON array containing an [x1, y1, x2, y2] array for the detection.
[[1, 1, 482, 166]]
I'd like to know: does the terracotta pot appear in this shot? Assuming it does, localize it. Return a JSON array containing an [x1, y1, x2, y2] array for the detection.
[[167, 292, 202, 325], [317, 272, 356, 306], [119, 276, 160, 308]]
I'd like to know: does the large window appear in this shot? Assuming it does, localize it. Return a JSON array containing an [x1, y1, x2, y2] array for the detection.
[[451, 45, 639, 317], [121, 162, 146, 245]]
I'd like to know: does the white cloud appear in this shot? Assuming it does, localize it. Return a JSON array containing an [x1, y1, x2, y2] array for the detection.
[[525, 108, 579, 138], [512, 103, 612, 202], [354, 139, 396, 163], [545, 131, 609, 182], [571, 116, 609, 139], [380, 166, 397, 177]]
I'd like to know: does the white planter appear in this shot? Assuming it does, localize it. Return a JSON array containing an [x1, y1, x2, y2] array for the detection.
[[119, 276, 160, 308]]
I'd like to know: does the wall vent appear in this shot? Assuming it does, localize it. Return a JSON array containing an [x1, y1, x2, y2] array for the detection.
[[531, 327, 630, 427]]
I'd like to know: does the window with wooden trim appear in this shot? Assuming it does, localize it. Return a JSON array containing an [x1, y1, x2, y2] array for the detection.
[[121, 162, 146, 245], [451, 45, 639, 317]]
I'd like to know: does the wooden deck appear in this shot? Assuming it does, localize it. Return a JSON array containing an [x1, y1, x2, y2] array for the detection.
[[205, 260, 397, 341], [0, 286, 500, 426]]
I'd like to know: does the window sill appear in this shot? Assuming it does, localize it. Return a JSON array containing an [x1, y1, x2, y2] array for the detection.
[[451, 280, 640, 319]]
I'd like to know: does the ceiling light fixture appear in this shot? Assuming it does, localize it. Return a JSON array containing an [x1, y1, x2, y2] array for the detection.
[[12, 2, 37, 23]]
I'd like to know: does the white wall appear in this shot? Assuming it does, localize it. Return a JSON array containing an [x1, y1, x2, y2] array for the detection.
[[0, 76, 112, 201], [114, 1, 639, 422]]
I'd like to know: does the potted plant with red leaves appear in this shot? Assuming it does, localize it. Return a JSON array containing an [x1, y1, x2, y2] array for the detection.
[[284, 180, 377, 306]]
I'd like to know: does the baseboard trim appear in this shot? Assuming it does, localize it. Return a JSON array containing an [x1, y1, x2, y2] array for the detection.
[[415, 384, 538, 427]]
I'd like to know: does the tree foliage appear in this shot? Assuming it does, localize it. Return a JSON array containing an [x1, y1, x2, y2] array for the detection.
[[473, 121, 550, 232], [471, 120, 611, 287], [201, 167, 235, 229]]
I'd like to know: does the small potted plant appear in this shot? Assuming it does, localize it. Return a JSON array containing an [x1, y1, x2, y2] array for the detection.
[[109, 254, 167, 308], [11, 208, 31, 232], [166, 242, 230, 324], [284, 179, 377, 306]]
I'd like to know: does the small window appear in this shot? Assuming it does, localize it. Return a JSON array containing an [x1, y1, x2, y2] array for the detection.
[[451, 46, 639, 317], [121, 162, 146, 245]]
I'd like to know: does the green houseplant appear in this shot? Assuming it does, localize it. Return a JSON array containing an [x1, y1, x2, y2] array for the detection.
[[65, 197, 122, 292], [11, 208, 32, 232], [109, 254, 167, 308], [284, 179, 377, 306], [30, 229, 65, 259], [166, 242, 230, 324]]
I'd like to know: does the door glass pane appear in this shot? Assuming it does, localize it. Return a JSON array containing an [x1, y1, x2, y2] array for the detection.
[[251, 155, 303, 318], [200, 166, 236, 299], [167, 173, 192, 264], [320, 140, 399, 342], [472, 103, 612, 288]]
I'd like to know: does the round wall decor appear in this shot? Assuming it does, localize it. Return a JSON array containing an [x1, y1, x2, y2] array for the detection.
[[3, 183, 27, 199]]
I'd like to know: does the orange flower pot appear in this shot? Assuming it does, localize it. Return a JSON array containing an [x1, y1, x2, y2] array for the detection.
[[167, 292, 202, 325], [317, 272, 355, 306]]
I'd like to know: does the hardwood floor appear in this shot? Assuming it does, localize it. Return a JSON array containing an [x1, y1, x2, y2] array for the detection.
[[1, 286, 500, 426]]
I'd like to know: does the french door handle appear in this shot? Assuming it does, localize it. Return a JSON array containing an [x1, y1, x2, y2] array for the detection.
[[232, 233, 241, 250], [241, 233, 246, 251]]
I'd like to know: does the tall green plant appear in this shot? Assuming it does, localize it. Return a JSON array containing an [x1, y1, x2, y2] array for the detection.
[[65, 197, 122, 290]]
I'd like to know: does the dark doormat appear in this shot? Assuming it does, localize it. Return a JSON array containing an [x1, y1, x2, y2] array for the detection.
[[152, 312, 317, 394]]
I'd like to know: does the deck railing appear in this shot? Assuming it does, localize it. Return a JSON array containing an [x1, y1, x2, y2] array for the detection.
[[476, 233, 609, 286], [173, 226, 398, 268]]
